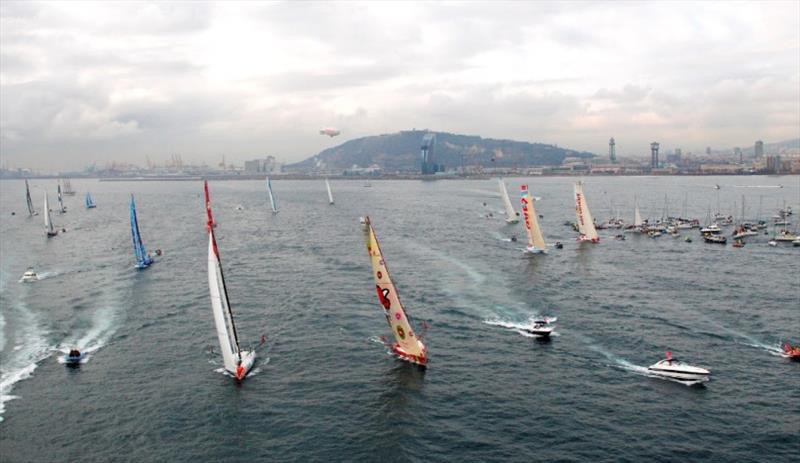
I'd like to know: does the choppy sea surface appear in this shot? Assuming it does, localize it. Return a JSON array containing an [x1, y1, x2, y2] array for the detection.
[[1, 176, 798, 462]]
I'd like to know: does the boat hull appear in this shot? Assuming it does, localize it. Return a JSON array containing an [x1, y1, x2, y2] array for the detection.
[[391, 343, 427, 367], [523, 246, 547, 255], [230, 350, 256, 380], [647, 368, 710, 381]]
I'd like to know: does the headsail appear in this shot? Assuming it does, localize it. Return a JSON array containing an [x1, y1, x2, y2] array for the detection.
[[498, 178, 519, 223], [43, 193, 56, 236], [574, 181, 599, 242], [325, 178, 334, 205], [205, 180, 248, 376], [25, 180, 36, 216], [129, 195, 153, 269], [267, 177, 278, 213], [363, 216, 427, 365], [520, 185, 547, 252]]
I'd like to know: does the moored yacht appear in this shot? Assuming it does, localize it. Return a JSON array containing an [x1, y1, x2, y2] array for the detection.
[[648, 354, 710, 382]]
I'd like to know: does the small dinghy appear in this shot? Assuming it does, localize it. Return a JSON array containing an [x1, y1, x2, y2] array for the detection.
[[647, 352, 710, 382]]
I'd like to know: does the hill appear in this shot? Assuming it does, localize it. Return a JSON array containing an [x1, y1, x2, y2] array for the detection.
[[287, 130, 595, 172]]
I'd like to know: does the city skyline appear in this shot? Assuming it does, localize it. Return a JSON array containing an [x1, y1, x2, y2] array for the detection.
[[1, 1, 799, 170]]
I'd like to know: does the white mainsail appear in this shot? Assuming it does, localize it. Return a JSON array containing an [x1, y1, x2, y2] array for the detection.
[[574, 181, 599, 242], [498, 178, 519, 223], [205, 180, 255, 380], [634, 198, 643, 227], [520, 185, 547, 252], [43, 193, 56, 236], [326, 178, 334, 205], [267, 177, 278, 213], [363, 216, 427, 365]]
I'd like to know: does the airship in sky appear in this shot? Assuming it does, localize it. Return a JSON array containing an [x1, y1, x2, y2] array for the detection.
[[319, 127, 341, 137]]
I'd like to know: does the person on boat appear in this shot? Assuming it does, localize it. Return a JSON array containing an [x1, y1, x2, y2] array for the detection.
[[68, 349, 80, 357], [155, 249, 162, 256], [510, 235, 517, 242]]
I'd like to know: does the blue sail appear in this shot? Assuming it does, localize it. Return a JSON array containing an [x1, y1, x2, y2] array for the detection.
[[129, 195, 153, 269], [85, 192, 96, 209]]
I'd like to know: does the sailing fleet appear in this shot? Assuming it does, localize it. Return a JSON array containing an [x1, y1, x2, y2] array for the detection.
[[13, 177, 799, 384]]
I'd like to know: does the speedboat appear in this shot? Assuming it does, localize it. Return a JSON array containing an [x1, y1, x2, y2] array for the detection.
[[20, 268, 38, 282], [647, 355, 710, 382], [63, 349, 84, 365], [782, 343, 800, 360], [523, 319, 555, 337]]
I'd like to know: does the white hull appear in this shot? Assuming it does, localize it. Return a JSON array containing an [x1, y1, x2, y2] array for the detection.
[[523, 246, 547, 254], [648, 359, 710, 382]]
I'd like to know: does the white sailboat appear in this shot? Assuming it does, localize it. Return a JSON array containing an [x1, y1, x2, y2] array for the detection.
[[266, 177, 278, 213], [362, 216, 428, 366], [325, 178, 334, 205], [25, 179, 37, 216], [62, 179, 76, 196], [574, 181, 599, 243], [205, 180, 256, 380], [498, 178, 519, 223], [43, 193, 58, 237], [520, 185, 547, 254], [57, 183, 67, 213]]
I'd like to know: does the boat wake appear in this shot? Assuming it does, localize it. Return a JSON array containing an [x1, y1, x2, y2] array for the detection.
[[56, 303, 120, 365], [0, 300, 53, 423], [741, 342, 785, 357], [484, 317, 558, 338]]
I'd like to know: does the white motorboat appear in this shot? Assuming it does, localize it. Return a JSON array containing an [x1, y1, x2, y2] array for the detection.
[[648, 356, 710, 382], [523, 318, 556, 337], [20, 268, 38, 282], [700, 224, 721, 234]]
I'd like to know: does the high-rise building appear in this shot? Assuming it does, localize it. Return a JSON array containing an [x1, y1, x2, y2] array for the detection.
[[754, 140, 764, 158], [705, 146, 712, 155], [766, 155, 782, 174], [650, 142, 660, 169], [609, 137, 616, 163], [734, 147, 743, 163], [420, 132, 438, 174]]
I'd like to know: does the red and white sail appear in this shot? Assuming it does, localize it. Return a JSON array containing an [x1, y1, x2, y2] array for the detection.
[[574, 181, 599, 242], [363, 216, 427, 365], [520, 185, 547, 252], [205, 180, 255, 380]]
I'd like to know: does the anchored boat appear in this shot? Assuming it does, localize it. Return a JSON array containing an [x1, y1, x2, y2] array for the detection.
[[205, 180, 256, 380], [362, 216, 428, 366]]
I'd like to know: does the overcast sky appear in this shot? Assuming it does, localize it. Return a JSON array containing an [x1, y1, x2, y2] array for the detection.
[[1, 1, 798, 170]]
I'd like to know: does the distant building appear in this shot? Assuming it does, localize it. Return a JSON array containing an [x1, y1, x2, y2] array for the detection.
[[666, 148, 682, 164], [650, 142, 660, 169], [765, 155, 782, 174], [705, 147, 712, 155], [608, 137, 616, 163], [754, 140, 764, 158], [244, 156, 280, 173], [734, 147, 743, 163], [420, 132, 442, 174]]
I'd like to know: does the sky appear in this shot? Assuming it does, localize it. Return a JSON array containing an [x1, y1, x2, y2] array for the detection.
[[1, 1, 799, 171]]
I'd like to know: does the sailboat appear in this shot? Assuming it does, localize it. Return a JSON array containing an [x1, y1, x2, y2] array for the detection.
[[43, 193, 58, 237], [85, 192, 96, 209], [25, 180, 38, 216], [266, 177, 278, 213], [362, 216, 428, 366], [574, 181, 600, 243], [62, 179, 76, 196], [626, 196, 644, 233], [325, 178, 334, 205], [498, 178, 519, 224], [520, 185, 547, 254], [129, 195, 153, 269], [57, 183, 67, 213], [205, 180, 256, 380]]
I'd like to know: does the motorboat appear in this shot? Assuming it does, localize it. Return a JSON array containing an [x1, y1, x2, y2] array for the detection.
[[700, 224, 721, 234], [523, 319, 555, 337], [732, 240, 745, 248], [768, 240, 778, 247], [235, 204, 244, 211], [782, 343, 800, 360], [63, 349, 84, 365], [704, 234, 727, 244], [20, 268, 38, 282], [647, 355, 710, 382], [775, 230, 797, 242], [793, 238, 800, 247]]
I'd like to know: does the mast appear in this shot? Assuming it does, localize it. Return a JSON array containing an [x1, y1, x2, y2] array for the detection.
[[498, 178, 518, 223], [205, 180, 242, 371], [25, 180, 35, 215], [520, 185, 546, 250], [363, 216, 426, 363], [574, 181, 599, 242], [267, 177, 278, 213], [326, 178, 334, 205]]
